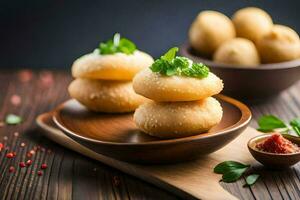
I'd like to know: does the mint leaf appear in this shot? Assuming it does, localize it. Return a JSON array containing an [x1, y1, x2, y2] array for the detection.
[[5, 114, 22, 125], [290, 118, 300, 136], [99, 33, 136, 55], [222, 168, 248, 183], [161, 47, 178, 62], [214, 161, 250, 174], [149, 47, 210, 79], [257, 115, 287, 132], [244, 174, 260, 187]]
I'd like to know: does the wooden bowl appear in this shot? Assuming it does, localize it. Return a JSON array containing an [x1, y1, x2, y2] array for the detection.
[[248, 134, 300, 169], [180, 43, 300, 100], [52, 94, 251, 164]]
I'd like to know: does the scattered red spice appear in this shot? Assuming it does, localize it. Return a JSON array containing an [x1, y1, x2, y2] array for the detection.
[[10, 95, 21, 106], [18, 70, 33, 82], [256, 133, 300, 154], [27, 152, 33, 158], [29, 150, 35, 155], [26, 160, 32, 166], [39, 71, 53, 88], [113, 176, 120, 186], [9, 166, 15, 173], [41, 164, 47, 169], [0, 143, 3, 151], [37, 171, 43, 176], [19, 162, 26, 168], [6, 152, 15, 158]]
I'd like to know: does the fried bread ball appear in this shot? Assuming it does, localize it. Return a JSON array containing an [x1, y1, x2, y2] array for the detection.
[[72, 50, 154, 80], [232, 7, 273, 42], [189, 11, 236, 57], [213, 38, 260, 66], [256, 25, 300, 63], [133, 68, 223, 102], [134, 97, 223, 138], [68, 79, 147, 113]]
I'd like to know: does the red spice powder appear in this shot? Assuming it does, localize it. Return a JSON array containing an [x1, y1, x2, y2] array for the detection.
[[6, 152, 14, 158], [41, 164, 47, 169], [19, 162, 26, 168], [9, 166, 15, 173], [256, 133, 300, 154]]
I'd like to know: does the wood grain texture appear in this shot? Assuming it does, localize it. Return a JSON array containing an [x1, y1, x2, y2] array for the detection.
[[0, 70, 299, 199]]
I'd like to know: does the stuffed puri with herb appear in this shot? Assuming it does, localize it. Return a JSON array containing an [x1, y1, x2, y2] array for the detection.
[[69, 33, 153, 113], [133, 47, 223, 138]]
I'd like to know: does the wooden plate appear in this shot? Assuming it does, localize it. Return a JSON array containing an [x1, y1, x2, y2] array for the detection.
[[52, 94, 251, 164], [180, 43, 300, 100]]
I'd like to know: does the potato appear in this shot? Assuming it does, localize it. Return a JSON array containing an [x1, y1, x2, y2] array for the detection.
[[189, 10, 235, 57], [213, 38, 260, 66], [232, 7, 273, 42], [256, 25, 300, 63]]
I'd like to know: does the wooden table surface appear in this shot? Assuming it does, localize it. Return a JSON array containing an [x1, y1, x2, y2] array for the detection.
[[0, 69, 300, 200]]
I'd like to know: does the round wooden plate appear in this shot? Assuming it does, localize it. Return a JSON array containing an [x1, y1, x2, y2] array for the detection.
[[53, 94, 251, 164]]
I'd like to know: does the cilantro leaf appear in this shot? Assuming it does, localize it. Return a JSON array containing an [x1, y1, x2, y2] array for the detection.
[[214, 161, 250, 174], [257, 115, 287, 132], [99, 33, 136, 55], [290, 118, 300, 136], [181, 63, 209, 78], [222, 168, 248, 183], [5, 114, 22, 125], [149, 47, 210, 79], [244, 174, 260, 187]]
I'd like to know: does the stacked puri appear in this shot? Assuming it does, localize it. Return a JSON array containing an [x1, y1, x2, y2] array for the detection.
[[132, 68, 224, 139], [69, 51, 154, 113]]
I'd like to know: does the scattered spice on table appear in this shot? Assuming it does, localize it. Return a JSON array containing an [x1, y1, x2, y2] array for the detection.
[[37, 171, 43, 176], [6, 152, 15, 158], [9, 166, 15, 173], [41, 164, 47, 169], [18, 70, 33, 83], [0, 143, 3, 151], [10, 94, 21, 106], [26, 160, 32, 166], [19, 162, 26, 168]]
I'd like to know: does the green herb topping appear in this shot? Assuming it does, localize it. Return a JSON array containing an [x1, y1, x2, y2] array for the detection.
[[150, 47, 209, 78], [214, 161, 260, 186], [99, 33, 136, 55], [257, 115, 300, 136], [5, 114, 22, 125]]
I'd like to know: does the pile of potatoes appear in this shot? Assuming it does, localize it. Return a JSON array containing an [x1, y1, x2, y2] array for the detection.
[[189, 7, 300, 66]]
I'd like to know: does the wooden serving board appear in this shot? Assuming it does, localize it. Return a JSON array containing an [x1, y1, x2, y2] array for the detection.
[[37, 113, 260, 200]]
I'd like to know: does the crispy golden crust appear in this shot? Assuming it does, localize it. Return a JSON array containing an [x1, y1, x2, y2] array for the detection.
[[189, 10, 236, 57], [232, 7, 273, 42], [213, 38, 260, 66], [134, 97, 223, 138], [133, 68, 223, 102], [68, 79, 148, 113], [71, 50, 154, 80], [257, 25, 300, 63]]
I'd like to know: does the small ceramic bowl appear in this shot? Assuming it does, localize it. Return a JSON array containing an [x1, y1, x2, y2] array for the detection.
[[248, 134, 300, 169], [180, 43, 300, 101]]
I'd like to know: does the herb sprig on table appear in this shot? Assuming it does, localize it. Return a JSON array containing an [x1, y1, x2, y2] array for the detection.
[[257, 115, 300, 136], [99, 33, 136, 55], [214, 161, 260, 186], [150, 47, 210, 78]]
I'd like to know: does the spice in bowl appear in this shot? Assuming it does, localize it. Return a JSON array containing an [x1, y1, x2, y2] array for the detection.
[[255, 133, 300, 154]]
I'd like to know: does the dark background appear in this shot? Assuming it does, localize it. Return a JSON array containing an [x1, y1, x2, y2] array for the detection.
[[1, 0, 299, 69]]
